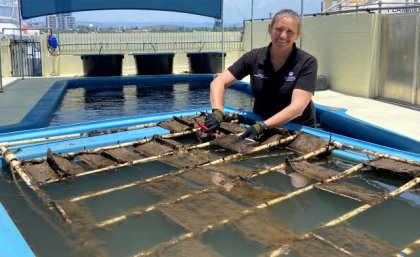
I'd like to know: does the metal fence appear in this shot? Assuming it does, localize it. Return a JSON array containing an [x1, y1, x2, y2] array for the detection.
[[56, 31, 243, 55], [9, 40, 42, 77]]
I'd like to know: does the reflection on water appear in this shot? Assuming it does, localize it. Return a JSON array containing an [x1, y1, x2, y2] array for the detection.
[[49, 82, 254, 126], [288, 172, 311, 188], [211, 171, 235, 191]]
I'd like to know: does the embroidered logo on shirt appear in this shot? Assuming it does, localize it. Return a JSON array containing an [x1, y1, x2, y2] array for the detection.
[[285, 72, 296, 82], [253, 73, 268, 79]]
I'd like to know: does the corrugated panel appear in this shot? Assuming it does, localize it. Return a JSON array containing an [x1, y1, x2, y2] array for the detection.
[[378, 13, 418, 104]]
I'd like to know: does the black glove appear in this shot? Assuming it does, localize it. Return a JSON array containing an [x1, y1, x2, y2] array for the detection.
[[240, 122, 268, 140], [204, 109, 224, 132]]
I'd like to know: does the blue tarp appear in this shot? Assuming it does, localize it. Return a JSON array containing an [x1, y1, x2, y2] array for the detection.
[[20, 0, 222, 19]]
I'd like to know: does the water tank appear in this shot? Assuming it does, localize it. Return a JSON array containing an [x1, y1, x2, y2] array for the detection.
[[187, 52, 226, 74], [80, 54, 124, 77], [132, 52, 175, 75]]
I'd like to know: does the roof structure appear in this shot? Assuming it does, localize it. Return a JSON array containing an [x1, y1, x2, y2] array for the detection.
[[20, 0, 222, 19]]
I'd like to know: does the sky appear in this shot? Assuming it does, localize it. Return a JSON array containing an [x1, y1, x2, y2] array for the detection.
[[70, 0, 323, 25]]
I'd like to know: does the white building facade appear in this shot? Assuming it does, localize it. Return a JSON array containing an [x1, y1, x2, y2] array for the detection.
[[46, 13, 76, 30]]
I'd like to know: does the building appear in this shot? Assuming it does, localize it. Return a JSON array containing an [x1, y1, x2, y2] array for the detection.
[[213, 19, 222, 29], [46, 13, 76, 30], [46, 15, 57, 29], [324, 0, 420, 12]]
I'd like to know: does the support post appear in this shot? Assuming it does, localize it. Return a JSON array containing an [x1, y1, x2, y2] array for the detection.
[[251, 0, 254, 50], [300, 0, 304, 49], [0, 45, 3, 93], [18, 0, 25, 80], [221, 0, 225, 71]]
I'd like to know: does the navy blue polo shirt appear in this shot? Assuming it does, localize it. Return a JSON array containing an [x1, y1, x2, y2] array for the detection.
[[228, 43, 318, 127]]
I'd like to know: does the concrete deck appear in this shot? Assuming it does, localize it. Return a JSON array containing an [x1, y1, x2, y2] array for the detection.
[[0, 77, 66, 126], [0, 77, 419, 142], [313, 90, 420, 141]]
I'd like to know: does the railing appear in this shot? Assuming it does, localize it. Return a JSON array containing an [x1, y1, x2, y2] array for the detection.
[[318, 0, 420, 15], [58, 40, 243, 55], [55, 31, 243, 55]]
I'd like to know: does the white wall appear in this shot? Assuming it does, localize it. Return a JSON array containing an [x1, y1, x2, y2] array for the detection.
[[303, 13, 380, 97], [243, 19, 271, 51], [0, 38, 12, 77]]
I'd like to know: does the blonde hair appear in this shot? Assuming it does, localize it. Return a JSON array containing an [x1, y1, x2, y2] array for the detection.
[[270, 9, 301, 33]]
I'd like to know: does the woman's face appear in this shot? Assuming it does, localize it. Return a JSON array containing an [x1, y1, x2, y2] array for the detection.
[[268, 16, 300, 50]]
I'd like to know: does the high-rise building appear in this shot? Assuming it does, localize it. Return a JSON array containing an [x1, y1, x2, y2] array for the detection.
[[46, 15, 58, 30], [46, 13, 76, 30], [65, 15, 76, 29]]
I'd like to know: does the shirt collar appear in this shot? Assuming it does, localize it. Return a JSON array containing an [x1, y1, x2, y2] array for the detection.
[[259, 42, 298, 67]]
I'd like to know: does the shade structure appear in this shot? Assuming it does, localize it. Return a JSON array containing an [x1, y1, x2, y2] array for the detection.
[[20, 0, 222, 19]]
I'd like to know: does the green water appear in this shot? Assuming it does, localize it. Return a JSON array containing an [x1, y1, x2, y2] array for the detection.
[[0, 145, 419, 257]]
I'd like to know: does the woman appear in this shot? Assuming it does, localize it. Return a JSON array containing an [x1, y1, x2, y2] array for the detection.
[[205, 9, 318, 140]]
